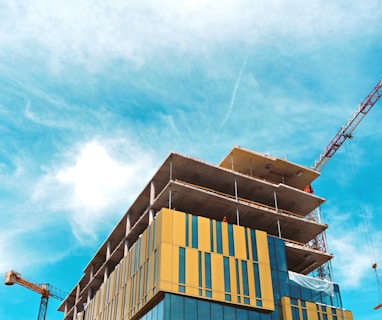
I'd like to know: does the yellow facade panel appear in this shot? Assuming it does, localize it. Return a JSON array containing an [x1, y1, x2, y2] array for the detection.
[[198, 215, 210, 251], [186, 248, 199, 295], [306, 301, 318, 320], [160, 208, 173, 244], [233, 224, 246, 260], [222, 222, 229, 256], [229, 257, 237, 296], [280, 297, 293, 320], [343, 310, 353, 320], [247, 262, 255, 300], [255, 230, 270, 264], [258, 262, 274, 311], [172, 210, 185, 246], [140, 232, 148, 266], [211, 253, 224, 297], [171, 246, 180, 292], [159, 243, 173, 285]]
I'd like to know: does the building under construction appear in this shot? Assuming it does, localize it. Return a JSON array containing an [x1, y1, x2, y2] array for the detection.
[[58, 146, 353, 320]]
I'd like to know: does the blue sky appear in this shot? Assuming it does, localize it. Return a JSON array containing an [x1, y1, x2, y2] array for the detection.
[[0, 1, 382, 319]]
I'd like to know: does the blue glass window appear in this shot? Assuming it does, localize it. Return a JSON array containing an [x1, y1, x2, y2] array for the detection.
[[228, 224, 235, 256], [244, 228, 250, 260], [179, 247, 186, 293], [157, 299, 164, 320], [223, 305, 235, 320], [185, 297, 197, 320], [210, 220, 214, 252], [235, 259, 241, 301], [236, 308, 249, 320], [224, 257, 231, 301], [185, 214, 189, 247], [291, 307, 299, 319], [153, 250, 157, 287], [241, 261, 249, 297], [205, 253, 212, 290], [198, 299, 210, 319], [171, 294, 183, 320], [216, 221, 223, 254], [253, 263, 261, 299], [198, 251, 202, 295], [211, 302, 223, 319], [250, 230, 258, 261], [138, 266, 143, 301], [152, 218, 157, 253], [302, 309, 308, 320], [192, 215, 198, 249]]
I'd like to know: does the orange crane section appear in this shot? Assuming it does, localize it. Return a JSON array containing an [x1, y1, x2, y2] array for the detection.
[[4, 270, 66, 320]]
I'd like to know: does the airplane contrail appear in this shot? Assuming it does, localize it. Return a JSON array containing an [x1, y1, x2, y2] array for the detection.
[[221, 52, 249, 127]]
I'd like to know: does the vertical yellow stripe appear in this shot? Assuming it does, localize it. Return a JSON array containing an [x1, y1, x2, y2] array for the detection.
[[160, 208, 173, 244], [222, 222, 229, 255], [255, 230, 270, 264], [173, 210, 185, 246], [247, 261, 256, 304], [211, 254, 224, 301], [258, 262, 274, 310], [280, 297, 293, 320], [229, 257, 236, 296], [198, 216, 210, 251], [140, 231, 148, 265], [186, 249, 199, 296], [233, 224, 246, 260], [171, 245, 180, 292], [306, 301, 319, 320], [158, 243, 172, 291]]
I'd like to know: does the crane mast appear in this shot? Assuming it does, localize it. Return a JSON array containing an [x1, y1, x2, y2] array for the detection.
[[308, 79, 382, 281], [4, 270, 66, 320]]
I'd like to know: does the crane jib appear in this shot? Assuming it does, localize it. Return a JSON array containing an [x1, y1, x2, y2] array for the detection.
[[312, 79, 382, 172]]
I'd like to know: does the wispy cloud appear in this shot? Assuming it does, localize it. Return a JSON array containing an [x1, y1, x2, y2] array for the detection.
[[1, 1, 380, 71], [327, 209, 382, 288]]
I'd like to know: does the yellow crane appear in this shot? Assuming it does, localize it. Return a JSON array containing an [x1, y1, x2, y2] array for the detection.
[[4, 270, 67, 320]]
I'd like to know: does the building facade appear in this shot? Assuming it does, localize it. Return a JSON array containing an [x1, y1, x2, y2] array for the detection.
[[59, 147, 353, 320]]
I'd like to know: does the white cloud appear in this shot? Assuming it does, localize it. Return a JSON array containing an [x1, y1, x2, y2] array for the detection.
[[32, 137, 156, 243]]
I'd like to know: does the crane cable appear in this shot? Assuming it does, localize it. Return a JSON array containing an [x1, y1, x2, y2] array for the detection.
[[346, 142, 382, 306]]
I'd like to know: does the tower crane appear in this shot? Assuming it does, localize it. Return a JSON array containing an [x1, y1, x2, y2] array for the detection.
[[307, 79, 382, 281], [4, 270, 67, 320]]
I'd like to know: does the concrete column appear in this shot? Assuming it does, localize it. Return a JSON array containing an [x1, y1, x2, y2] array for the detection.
[[104, 265, 109, 283], [234, 176, 240, 225], [124, 239, 129, 257], [273, 189, 281, 238], [64, 301, 68, 317], [75, 284, 80, 303], [149, 181, 155, 224], [126, 213, 131, 235], [87, 287, 93, 305], [73, 284, 80, 320], [90, 264, 94, 280], [73, 306, 77, 320], [106, 240, 111, 261], [124, 213, 131, 257]]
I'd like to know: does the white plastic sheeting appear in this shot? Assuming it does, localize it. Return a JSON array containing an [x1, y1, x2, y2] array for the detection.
[[288, 271, 334, 296]]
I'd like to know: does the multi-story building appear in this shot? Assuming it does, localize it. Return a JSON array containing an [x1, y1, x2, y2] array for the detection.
[[58, 146, 353, 320]]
